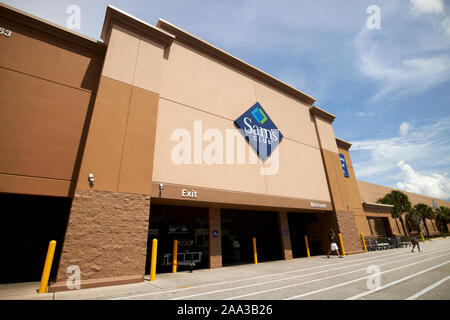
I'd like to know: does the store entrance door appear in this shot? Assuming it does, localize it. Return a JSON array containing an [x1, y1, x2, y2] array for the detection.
[[145, 204, 209, 274], [288, 212, 321, 258], [368, 217, 393, 236], [221, 209, 282, 266]]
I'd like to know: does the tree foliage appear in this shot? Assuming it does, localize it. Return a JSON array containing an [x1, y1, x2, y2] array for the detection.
[[377, 190, 411, 235], [436, 206, 450, 233], [410, 203, 434, 235], [377, 190, 411, 218], [436, 206, 450, 223]]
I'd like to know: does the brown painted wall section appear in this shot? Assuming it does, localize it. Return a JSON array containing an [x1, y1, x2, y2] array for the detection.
[[0, 68, 92, 180], [0, 13, 105, 197], [75, 76, 159, 195], [0, 15, 104, 92], [337, 147, 372, 237]]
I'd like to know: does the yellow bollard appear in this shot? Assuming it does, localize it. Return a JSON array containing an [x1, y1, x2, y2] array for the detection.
[[252, 237, 258, 264], [420, 232, 425, 243], [150, 239, 158, 281], [338, 233, 346, 257], [38, 240, 56, 294], [361, 233, 367, 253], [304, 235, 310, 258], [172, 239, 178, 273]]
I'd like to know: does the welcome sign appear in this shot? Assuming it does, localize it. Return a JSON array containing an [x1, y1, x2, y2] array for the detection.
[[234, 102, 283, 162]]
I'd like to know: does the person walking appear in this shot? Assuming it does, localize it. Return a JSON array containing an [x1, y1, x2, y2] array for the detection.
[[409, 231, 421, 253], [232, 238, 240, 262], [327, 228, 343, 258]]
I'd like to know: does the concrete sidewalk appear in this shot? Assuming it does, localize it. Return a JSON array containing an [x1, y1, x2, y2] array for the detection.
[[1, 237, 448, 300], [0, 255, 332, 300]]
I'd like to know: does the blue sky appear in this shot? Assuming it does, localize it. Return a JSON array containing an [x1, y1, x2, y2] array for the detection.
[[5, 0, 450, 200]]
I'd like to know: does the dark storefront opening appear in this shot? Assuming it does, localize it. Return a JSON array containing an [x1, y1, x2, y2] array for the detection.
[[288, 212, 322, 258], [145, 204, 209, 274], [221, 209, 282, 266], [367, 217, 392, 236], [0, 193, 71, 284]]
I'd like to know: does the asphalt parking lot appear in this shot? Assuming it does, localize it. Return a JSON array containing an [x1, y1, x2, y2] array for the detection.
[[1, 237, 449, 301]]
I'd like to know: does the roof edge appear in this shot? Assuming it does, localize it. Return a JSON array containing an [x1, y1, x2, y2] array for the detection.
[[0, 3, 106, 54], [100, 5, 175, 47], [363, 201, 394, 208], [362, 201, 393, 213], [310, 106, 336, 123], [336, 137, 352, 150]]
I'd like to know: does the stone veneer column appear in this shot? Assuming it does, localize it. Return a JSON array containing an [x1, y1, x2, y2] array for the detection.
[[53, 190, 150, 290], [208, 207, 222, 268], [278, 211, 293, 260], [333, 210, 363, 254]]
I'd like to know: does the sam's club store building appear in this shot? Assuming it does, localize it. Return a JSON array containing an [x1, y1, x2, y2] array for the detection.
[[1, 4, 449, 291]]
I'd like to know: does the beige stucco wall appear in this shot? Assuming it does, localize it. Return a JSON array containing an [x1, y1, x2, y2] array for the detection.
[[100, 24, 332, 203], [264, 139, 329, 200], [152, 98, 267, 194]]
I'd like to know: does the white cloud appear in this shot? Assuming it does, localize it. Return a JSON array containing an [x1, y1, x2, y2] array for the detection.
[[359, 53, 450, 100], [397, 160, 450, 200], [410, 0, 445, 16], [399, 122, 411, 136], [354, 4, 450, 101], [441, 17, 450, 36], [351, 117, 450, 200], [356, 112, 375, 117]]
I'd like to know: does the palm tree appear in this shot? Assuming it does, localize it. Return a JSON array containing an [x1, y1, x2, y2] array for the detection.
[[410, 203, 434, 237], [377, 190, 411, 236], [436, 206, 450, 233], [405, 209, 421, 233]]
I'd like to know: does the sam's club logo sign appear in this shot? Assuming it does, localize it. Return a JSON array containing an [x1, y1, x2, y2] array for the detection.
[[234, 102, 283, 161]]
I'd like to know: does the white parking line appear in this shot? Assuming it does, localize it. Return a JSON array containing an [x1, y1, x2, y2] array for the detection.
[[230, 250, 449, 300], [347, 261, 450, 300], [173, 247, 448, 300], [405, 275, 450, 300], [110, 243, 434, 300], [282, 253, 449, 300], [172, 247, 449, 300]]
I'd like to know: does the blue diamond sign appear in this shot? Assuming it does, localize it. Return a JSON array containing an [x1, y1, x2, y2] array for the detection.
[[234, 102, 283, 162]]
